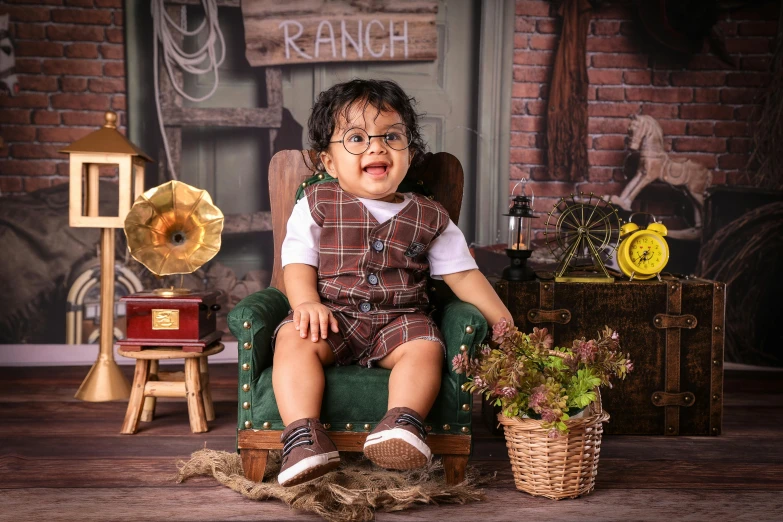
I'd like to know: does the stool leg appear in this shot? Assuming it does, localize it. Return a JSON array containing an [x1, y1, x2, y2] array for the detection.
[[199, 356, 215, 422], [140, 360, 159, 422], [184, 357, 208, 433], [121, 359, 150, 434]]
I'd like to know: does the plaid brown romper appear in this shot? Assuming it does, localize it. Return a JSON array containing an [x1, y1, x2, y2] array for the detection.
[[278, 181, 449, 367]]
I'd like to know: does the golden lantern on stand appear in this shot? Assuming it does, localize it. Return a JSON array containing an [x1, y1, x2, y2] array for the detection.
[[60, 110, 151, 402]]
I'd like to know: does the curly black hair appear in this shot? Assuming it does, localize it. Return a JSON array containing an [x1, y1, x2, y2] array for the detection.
[[307, 79, 426, 167]]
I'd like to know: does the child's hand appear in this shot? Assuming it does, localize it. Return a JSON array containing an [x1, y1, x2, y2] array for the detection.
[[292, 301, 339, 342]]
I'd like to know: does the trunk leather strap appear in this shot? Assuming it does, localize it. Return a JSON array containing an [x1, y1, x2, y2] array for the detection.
[[651, 391, 695, 407], [527, 308, 571, 324], [653, 313, 697, 329], [664, 281, 682, 435]]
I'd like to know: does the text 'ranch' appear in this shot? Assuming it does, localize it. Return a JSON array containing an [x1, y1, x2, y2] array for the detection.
[[280, 19, 411, 60]]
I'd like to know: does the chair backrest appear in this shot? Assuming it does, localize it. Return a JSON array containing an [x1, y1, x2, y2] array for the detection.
[[269, 150, 464, 294]]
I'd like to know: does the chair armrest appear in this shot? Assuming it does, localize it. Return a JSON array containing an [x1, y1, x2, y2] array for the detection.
[[437, 296, 488, 360], [434, 296, 487, 429], [227, 287, 290, 381]]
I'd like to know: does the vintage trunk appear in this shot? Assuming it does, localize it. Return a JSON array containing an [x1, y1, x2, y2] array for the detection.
[[495, 277, 725, 436]]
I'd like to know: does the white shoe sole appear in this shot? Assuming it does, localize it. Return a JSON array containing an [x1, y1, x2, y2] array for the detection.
[[277, 451, 340, 487], [363, 428, 432, 469]]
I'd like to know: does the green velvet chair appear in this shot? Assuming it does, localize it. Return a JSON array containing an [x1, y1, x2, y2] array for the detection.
[[228, 150, 488, 484]]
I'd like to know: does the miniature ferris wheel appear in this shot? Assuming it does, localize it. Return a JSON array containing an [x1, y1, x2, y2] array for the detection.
[[544, 192, 621, 283]]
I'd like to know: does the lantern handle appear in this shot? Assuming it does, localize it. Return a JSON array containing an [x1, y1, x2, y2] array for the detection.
[[510, 179, 534, 209]]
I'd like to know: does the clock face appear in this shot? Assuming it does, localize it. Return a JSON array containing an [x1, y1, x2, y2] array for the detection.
[[618, 230, 669, 278], [627, 234, 666, 271]]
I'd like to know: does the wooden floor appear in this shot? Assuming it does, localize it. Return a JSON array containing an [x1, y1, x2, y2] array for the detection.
[[1, 364, 781, 521]]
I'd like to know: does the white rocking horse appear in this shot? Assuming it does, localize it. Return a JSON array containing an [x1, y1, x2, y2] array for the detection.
[[613, 114, 712, 240]]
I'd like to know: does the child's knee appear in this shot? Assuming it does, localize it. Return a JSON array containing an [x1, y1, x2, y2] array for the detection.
[[275, 322, 334, 365]]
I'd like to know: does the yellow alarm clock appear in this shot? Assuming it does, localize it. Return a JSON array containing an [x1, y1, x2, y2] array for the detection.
[[616, 213, 669, 281]]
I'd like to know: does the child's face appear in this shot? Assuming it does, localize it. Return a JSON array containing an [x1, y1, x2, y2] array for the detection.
[[320, 103, 411, 202]]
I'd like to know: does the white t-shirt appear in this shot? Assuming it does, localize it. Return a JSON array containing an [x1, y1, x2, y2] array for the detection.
[[281, 193, 478, 277]]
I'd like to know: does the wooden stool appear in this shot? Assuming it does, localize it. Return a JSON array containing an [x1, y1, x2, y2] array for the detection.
[[119, 342, 224, 434]]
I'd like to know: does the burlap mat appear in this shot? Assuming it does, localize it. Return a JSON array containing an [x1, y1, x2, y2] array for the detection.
[[176, 449, 492, 521]]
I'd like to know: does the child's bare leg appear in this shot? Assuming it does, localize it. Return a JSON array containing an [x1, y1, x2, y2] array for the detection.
[[376, 339, 443, 416], [272, 322, 335, 425]]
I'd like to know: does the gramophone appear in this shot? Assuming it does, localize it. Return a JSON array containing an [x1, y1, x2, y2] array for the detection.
[[117, 180, 225, 352]]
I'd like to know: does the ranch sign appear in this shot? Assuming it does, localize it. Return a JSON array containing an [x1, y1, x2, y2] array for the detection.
[[241, 0, 438, 66]]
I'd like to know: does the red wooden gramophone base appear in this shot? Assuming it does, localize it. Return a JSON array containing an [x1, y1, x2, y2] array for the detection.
[[116, 291, 222, 353]]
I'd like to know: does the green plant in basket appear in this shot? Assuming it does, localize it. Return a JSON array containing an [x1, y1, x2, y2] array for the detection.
[[452, 318, 633, 438]]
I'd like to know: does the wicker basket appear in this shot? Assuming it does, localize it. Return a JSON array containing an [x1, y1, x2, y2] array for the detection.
[[497, 391, 610, 500]]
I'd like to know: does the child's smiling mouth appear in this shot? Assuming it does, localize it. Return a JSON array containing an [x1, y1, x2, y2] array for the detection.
[[363, 162, 390, 177]]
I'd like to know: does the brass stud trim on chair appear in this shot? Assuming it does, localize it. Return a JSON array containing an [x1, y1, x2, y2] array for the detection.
[[242, 401, 250, 410], [263, 421, 271, 429], [301, 182, 307, 188], [243, 342, 251, 350], [363, 424, 371, 431], [242, 363, 250, 371], [318, 173, 324, 180], [242, 384, 250, 392], [461, 383, 469, 392], [345, 423, 354, 430], [323, 423, 331, 429], [443, 424, 451, 431], [244, 421, 252, 429], [465, 325, 474, 334], [425, 425, 432, 432], [461, 427, 469, 433], [243, 321, 251, 329], [461, 403, 470, 411], [459, 344, 468, 352]]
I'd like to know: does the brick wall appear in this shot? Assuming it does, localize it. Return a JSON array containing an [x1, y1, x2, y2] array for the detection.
[[512, 0, 779, 238], [0, 0, 125, 195]]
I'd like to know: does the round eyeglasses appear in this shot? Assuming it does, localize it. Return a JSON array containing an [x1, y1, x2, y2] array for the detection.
[[329, 123, 411, 155]]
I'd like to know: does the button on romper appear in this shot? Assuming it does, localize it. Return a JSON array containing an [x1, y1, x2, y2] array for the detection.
[[277, 181, 449, 367]]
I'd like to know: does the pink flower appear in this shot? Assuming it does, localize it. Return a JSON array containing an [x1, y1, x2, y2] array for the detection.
[[531, 327, 554, 350], [501, 386, 516, 399], [547, 429, 560, 439], [473, 377, 485, 388], [611, 331, 619, 341], [481, 346, 491, 356], [452, 354, 466, 374], [541, 409, 559, 424], [528, 385, 546, 410], [625, 359, 634, 372], [575, 340, 597, 363], [492, 317, 511, 342]]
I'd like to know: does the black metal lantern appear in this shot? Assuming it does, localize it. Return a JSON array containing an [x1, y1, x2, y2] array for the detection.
[[502, 181, 536, 281]]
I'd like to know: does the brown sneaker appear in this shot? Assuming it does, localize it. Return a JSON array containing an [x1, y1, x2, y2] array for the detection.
[[277, 418, 340, 487], [363, 407, 431, 470]]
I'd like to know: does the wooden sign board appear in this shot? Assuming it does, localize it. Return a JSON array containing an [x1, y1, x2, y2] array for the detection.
[[241, 0, 438, 67]]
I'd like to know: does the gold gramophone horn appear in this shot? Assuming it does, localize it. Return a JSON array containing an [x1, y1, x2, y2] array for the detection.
[[124, 181, 224, 281]]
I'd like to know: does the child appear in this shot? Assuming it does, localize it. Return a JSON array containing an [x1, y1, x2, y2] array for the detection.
[[273, 79, 512, 487]]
